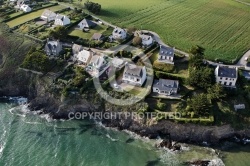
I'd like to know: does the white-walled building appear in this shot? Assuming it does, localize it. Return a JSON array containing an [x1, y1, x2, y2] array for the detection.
[[153, 79, 179, 96], [77, 19, 96, 30], [122, 64, 146, 87], [76, 49, 93, 65], [215, 66, 238, 87], [140, 34, 153, 46], [54, 14, 70, 26], [41, 9, 57, 22], [20, 4, 31, 12], [158, 45, 175, 64], [112, 27, 127, 40]]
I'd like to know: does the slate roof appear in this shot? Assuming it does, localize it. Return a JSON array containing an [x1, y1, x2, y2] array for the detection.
[[72, 44, 83, 54], [41, 9, 56, 17], [79, 19, 96, 28], [140, 34, 152, 41], [217, 66, 237, 78], [113, 27, 126, 35], [46, 41, 60, 50], [55, 14, 67, 21], [153, 79, 179, 92], [242, 71, 250, 79], [124, 64, 144, 77], [159, 45, 174, 57]]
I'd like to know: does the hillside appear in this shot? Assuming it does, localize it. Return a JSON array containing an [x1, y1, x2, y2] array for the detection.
[[83, 0, 250, 63]]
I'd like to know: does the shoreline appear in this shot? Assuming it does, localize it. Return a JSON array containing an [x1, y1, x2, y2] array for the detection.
[[2, 96, 250, 147]]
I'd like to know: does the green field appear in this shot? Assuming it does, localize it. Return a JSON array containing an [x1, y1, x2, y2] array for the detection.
[[69, 24, 107, 39], [6, 5, 66, 28], [75, 0, 250, 62]]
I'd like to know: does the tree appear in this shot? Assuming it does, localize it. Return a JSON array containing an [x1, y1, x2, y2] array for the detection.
[[207, 84, 226, 101], [156, 100, 167, 111], [127, 27, 137, 35], [84, 0, 101, 14], [190, 45, 205, 56], [49, 26, 67, 40], [132, 36, 142, 46], [188, 67, 214, 89], [21, 50, 51, 72], [187, 93, 211, 115], [189, 45, 205, 68]]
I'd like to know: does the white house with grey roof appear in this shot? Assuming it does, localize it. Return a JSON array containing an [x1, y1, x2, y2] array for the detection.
[[41, 9, 56, 22], [20, 4, 31, 12], [54, 14, 70, 26], [153, 79, 179, 96], [76, 49, 93, 65], [215, 66, 238, 87], [140, 34, 153, 46], [111, 27, 127, 40], [77, 19, 96, 30], [72, 44, 83, 56], [44, 39, 62, 57], [122, 64, 146, 87], [86, 54, 110, 77], [158, 45, 175, 64]]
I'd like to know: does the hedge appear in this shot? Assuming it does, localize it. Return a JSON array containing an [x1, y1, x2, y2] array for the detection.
[[119, 34, 134, 45], [3, 3, 58, 23], [155, 71, 186, 84], [144, 42, 158, 54]]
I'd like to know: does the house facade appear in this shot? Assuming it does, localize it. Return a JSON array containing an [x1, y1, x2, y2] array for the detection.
[[44, 40, 63, 57], [41, 9, 56, 22], [140, 34, 153, 46], [153, 79, 179, 96], [87, 54, 109, 77], [122, 64, 146, 87], [158, 45, 175, 64], [77, 19, 96, 30], [72, 44, 83, 56], [112, 27, 127, 40], [54, 14, 70, 26], [215, 66, 238, 87], [76, 49, 93, 65], [20, 4, 31, 12]]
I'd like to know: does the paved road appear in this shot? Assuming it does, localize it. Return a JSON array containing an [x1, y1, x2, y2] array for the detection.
[[235, 0, 250, 6], [236, 50, 250, 66]]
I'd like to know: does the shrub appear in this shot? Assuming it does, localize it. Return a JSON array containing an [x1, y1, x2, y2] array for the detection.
[[153, 61, 175, 73]]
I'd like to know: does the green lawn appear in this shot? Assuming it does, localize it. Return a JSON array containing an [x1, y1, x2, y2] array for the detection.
[[73, 0, 250, 62], [68, 24, 107, 39], [6, 5, 66, 28]]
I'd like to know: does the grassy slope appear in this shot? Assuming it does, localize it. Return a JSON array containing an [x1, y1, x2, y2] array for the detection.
[[0, 24, 35, 88], [81, 0, 250, 62], [6, 5, 66, 28]]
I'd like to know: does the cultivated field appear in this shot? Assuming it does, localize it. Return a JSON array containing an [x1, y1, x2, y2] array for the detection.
[[6, 5, 66, 28], [76, 0, 250, 62]]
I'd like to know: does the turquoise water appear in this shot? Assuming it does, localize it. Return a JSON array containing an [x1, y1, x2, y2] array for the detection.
[[0, 102, 248, 166], [0, 103, 171, 166]]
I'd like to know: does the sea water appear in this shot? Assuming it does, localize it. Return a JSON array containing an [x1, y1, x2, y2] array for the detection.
[[0, 102, 248, 166]]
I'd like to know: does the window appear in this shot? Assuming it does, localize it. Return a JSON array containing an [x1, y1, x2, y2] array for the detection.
[[220, 77, 223, 80], [225, 78, 228, 80]]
